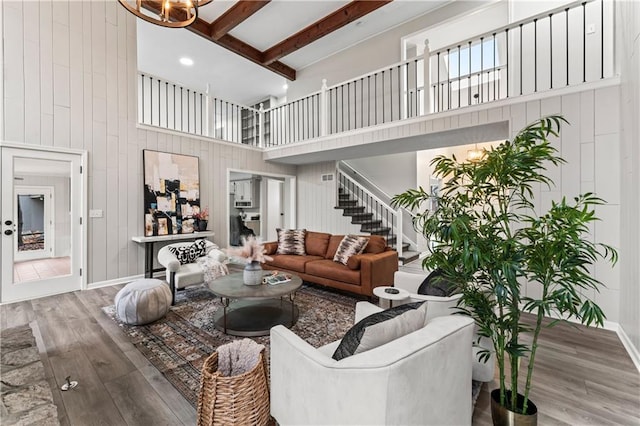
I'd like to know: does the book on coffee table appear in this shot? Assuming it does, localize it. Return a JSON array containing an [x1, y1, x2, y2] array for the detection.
[[265, 274, 291, 285]]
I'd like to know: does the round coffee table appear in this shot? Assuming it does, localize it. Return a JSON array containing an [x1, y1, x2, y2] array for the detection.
[[207, 272, 303, 336]]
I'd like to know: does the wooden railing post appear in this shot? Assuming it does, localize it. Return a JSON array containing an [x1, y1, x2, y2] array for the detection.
[[320, 79, 328, 137], [258, 103, 265, 148], [423, 39, 431, 115]]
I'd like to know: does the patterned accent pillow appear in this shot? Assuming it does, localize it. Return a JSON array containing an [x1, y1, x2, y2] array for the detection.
[[168, 239, 208, 265], [276, 229, 307, 255], [332, 302, 428, 361], [333, 235, 369, 265]]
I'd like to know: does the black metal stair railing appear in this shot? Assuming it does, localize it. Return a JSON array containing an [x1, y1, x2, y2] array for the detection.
[[335, 170, 407, 256]]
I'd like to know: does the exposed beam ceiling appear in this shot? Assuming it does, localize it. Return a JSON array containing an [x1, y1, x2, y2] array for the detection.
[[210, 0, 271, 40], [262, 1, 392, 66], [139, 0, 394, 80]]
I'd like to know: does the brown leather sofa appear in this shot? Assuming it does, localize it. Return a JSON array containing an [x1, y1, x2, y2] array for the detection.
[[263, 231, 398, 296]]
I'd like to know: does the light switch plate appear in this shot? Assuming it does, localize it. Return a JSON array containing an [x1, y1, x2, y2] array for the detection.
[[89, 209, 103, 218]]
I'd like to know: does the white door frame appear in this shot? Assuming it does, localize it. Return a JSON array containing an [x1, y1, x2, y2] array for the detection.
[[1, 142, 87, 303], [14, 186, 54, 262], [227, 168, 296, 245]]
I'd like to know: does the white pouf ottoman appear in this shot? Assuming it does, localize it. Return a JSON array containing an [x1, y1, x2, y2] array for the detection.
[[115, 278, 172, 325]]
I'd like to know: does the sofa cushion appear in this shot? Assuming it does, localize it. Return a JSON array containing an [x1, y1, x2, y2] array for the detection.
[[268, 254, 324, 274], [333, 235, 369, 265], [305, 259, 361, 285], [325, 235, 344, 259], [332, 302, 428, 360], [418, 269, 458, 297], [363, 235, 387, 254], [305, 231, 332, 256], [168, 239, 207, 264], [346, 255, 362, 270], [264, 242, 278, 255], [276, 229, 307, 255]]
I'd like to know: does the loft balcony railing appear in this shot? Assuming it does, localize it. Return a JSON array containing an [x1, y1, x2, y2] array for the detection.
[[138, 73, 260, 146], [137, 0, 613, 147]]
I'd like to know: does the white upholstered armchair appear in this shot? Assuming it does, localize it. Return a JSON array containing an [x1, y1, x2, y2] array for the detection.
[[157, 240, 226, 304], [394, 270, 496, 382], [270, 301, 475, 425]]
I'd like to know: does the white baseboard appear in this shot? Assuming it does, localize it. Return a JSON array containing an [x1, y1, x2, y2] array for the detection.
[[617, 325, 640, 373], [86, 274, 146, 290]]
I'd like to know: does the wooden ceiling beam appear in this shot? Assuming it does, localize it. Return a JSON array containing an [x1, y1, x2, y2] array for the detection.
[[186, 20, 297, 80], [140, 0, 295, 80], [261, 0, 392, 66], [210, 0, 271, 40]]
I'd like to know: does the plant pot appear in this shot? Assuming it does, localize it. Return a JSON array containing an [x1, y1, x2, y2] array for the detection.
[[243, 261, 263, 286], [196, 219, 208, 231], [491, 389, 538, 426]]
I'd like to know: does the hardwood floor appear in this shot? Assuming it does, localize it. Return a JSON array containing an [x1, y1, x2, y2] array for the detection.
[[1, 270, 638, 425]]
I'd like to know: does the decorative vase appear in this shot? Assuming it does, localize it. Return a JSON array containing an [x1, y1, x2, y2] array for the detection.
[[491, 389, 538, 426], [197, 219, 208, 231], [243, 261, 263, 286]]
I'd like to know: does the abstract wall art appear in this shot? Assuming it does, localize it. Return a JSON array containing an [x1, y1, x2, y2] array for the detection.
[[142, 150, 201, 236]]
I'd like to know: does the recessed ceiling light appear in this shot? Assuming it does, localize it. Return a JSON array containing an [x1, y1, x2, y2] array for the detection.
[[180, 57, 194, 66]]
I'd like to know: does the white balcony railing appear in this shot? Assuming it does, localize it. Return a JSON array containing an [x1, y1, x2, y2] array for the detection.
[[138, 0, 613, 147]]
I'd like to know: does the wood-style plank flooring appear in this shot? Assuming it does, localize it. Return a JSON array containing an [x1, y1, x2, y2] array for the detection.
[[1, 265, 639, 425]]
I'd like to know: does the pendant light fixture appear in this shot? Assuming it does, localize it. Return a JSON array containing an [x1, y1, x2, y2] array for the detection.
[[118, 0, 212, 29], [467, 144, 485, 163]]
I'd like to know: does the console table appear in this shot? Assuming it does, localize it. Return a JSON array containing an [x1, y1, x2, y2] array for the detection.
[[132, 231, 215, 278]]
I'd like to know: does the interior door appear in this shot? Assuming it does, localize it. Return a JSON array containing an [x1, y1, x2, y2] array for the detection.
[[1, 146, 84, 303], [266, 179, 284, 242]]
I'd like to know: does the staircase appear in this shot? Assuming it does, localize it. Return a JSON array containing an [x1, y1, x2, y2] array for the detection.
[[335, 188, 419, 264]]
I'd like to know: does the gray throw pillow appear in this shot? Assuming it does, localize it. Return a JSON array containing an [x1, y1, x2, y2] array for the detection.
[[417, 269, 458, 297], [332, 302, 428, 361]]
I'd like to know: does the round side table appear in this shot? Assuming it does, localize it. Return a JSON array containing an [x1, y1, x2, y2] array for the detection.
[[373, 286, 410, 309]]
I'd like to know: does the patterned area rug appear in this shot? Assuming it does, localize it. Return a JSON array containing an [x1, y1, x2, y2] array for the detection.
[[0, 325, 59, 426], [103, 283, 358, 406], [104, 284, 483, 408]]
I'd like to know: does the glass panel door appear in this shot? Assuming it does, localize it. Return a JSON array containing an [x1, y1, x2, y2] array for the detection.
[[1, 146, 83, 302]]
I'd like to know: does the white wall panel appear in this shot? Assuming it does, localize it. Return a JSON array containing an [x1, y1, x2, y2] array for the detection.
[[616, 0, 640, 355], [2, 0, 295, 285]]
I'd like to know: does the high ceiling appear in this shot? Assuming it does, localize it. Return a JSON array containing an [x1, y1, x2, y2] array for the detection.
[[136, 0, 450, 105]]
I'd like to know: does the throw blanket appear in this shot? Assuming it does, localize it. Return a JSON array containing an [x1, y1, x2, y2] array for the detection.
[[217, 339, 265, 377], [196, 256, 229, 286]]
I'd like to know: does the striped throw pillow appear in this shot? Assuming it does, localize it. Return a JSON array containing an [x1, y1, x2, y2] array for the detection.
[[276, 229, 307, 255], [333, 235, 369, 265]]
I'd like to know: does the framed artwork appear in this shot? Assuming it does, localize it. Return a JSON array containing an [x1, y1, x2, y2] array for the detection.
[[143, 150, 201, 236]]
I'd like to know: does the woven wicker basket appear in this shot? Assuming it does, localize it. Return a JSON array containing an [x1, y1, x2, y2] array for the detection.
[[197, 349, 270, 426]]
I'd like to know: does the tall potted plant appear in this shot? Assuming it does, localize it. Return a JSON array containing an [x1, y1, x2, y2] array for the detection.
[[392, 116, 617, 425]]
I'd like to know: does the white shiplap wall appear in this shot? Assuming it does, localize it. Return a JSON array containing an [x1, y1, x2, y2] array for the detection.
[[296, 86, 623, 323], [617, 0, 640, 361], [1, 0, 296, 285], [296, 162, 361, 236]]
